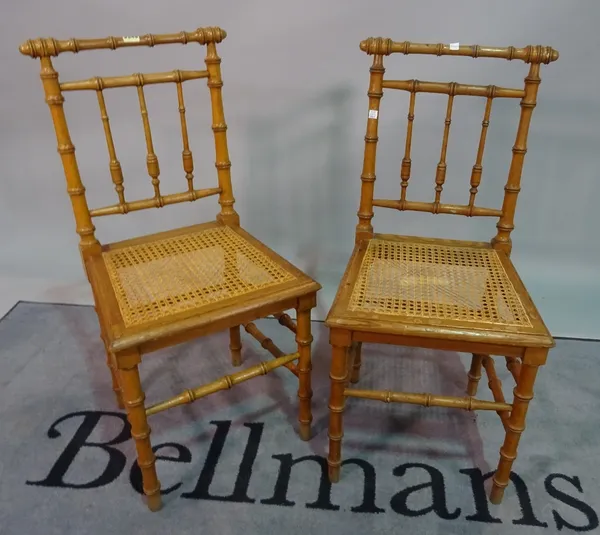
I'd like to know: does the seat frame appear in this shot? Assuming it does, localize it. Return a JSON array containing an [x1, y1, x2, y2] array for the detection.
[[326, 37, 558, 505], [20, 27, 320, 512]]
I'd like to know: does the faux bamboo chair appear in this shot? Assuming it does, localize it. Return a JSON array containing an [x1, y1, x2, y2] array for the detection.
[[326, 38, 558, 505], [19, 27, 320, 511]]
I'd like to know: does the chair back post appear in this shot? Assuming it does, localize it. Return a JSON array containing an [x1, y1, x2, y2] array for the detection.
[[356, 38, 391, 243], [37, 51, 101, 261], [492, 58, 542, 255], [205, 40, 239, 226]]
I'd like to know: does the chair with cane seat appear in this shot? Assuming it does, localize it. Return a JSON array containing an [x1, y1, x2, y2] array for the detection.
[[325, 37, 558, 504], [19, 26, 320, 511]]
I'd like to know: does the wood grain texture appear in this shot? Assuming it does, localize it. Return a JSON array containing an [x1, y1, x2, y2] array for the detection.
[[359, 39, 559, 64], [21, 27, 320, 512], [466, 353, 484, 396], [327, 38, 558, 506]]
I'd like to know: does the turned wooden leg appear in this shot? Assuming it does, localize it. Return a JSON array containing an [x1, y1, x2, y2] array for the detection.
[[466, 353, 484, 396], [350, 342, 363, 384], [99, 327, 124, 409], [95, 304, 123, 408], [107, 351, 125, 409], [117, 351, 162, 512], [327, 329, 351, 483], [490, 347, 547, 504], [296, 296, 315, 441], [230, 326, 242, 367]]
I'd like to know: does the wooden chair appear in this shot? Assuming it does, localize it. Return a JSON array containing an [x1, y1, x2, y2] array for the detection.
[[326, 38, 558, 504], [19, 27, 320, 511]]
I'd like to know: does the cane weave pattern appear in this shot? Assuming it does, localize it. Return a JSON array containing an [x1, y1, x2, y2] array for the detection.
[[349, 239, 532, 327], [103, 226, 296, 327]]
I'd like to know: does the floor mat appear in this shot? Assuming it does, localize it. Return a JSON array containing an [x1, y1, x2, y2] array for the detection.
[[0, 302, 598, 534]]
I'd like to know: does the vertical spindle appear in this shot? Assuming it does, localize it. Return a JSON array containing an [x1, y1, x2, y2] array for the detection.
[[175, 74, 195, 194], [136, 78, 162, 206], [400, 86, 416, 208], [468, 93, 494, 214], [96, 79, 127, 211], [433, 86, 455, 212]]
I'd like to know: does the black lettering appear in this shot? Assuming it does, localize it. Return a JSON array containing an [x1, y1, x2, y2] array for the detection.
[[545, 473, 599, 532], [460, 468, 502, 524], [511, 471, 548, 527], [390, 462, 460, 519], [261, 454, 338, 510], [130, 442, 192, 495], [262, 455, 384, 513], [181, 420, 262, 503], [460, 468, 546, 527], [344, 458, 385, 513], [26, 411, 129, 489]]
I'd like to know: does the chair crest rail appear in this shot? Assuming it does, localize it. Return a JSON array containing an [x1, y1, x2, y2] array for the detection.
[[359, 38, 559, 64], [19, 27, 227, 58]]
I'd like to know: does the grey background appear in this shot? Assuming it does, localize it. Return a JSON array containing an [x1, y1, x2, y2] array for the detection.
[[1, 0, 598, 337]]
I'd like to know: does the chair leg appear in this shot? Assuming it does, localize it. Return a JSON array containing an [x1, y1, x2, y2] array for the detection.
[[107, 351, 125, 409], [296, 298, 314, 441], [229, 326, 242, 367], [490, 350, 546, 504], [100, 330, 124, 409], [327, 333, 351, 483], [350, 342, 363, 384], [466, 353, 484, 396], [118, 353, 162, 512]]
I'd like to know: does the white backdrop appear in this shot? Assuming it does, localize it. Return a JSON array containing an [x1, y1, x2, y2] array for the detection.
[[1, 0, 598, 337]]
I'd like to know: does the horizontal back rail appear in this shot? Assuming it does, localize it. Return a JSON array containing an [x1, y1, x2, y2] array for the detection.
[[372, 199, 502, 217], [19, 27, 226, 58], [360, 38, 559, 64], [90, 187, 221, 217], [382, 79, 524, 99], [60, 70, 209, 91]]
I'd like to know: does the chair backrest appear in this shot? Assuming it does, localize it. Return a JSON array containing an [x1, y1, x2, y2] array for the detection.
[[355, 38, 559, 254], [19, 27, 238, 261]]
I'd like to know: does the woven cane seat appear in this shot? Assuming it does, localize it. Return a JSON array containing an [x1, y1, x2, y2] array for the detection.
[[349, 238, 531, 326], [327, 235, 552, 345], [87, 223, 317, 335]]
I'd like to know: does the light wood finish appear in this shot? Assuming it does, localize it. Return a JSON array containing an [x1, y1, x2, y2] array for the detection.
[[296, 295, 315, 441], [481, 356, 510, 431], [243, 321, 298, 376], [118, 350, 162, 512], [327, 329, 352, 483], [326, 38, 557, 505], [229, 326, 242, 367], [61, 69, 209, 91], [274, 312, 297, 334], [146, 352, 300, 416], [382, 79, 524, 99], [20, 26, 320, 511], [466, 353, 484, 396], [344, 388, 512, 412], [491, 349, 545, 504], [350, 342, 363, 384], [505, 356, 522, 383]]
